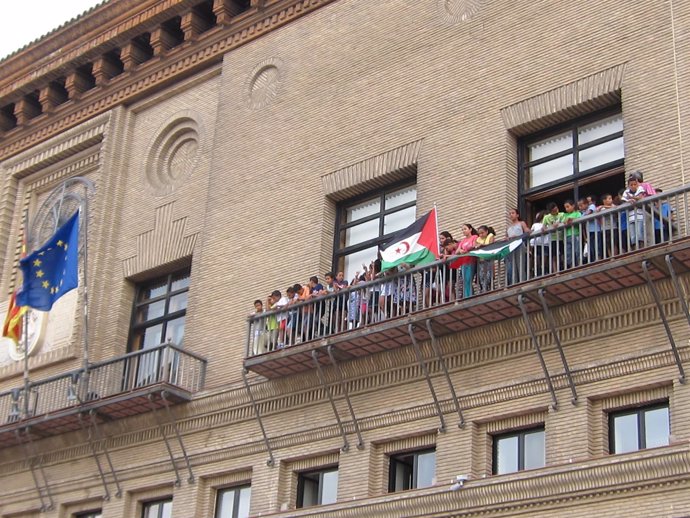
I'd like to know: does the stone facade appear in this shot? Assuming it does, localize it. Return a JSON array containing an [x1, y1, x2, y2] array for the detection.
[[1, 0, 690, 516]]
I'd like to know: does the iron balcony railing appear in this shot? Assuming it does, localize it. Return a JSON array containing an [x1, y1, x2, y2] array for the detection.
[[0, 343, 206, 424], [246, 185, 690, 357]]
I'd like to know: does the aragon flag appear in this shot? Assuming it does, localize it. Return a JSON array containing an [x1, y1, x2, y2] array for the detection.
[[380, 208, 439, 271], [2, 232, 28, 344]]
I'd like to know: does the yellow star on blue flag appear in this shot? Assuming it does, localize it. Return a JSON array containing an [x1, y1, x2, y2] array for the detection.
[[17, 212, 79, 311]]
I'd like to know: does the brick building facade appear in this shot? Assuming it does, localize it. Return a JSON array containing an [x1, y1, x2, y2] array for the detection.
[[1, 0, 690, 516]]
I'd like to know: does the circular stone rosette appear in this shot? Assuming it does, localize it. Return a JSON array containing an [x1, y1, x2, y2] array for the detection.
[[246, 58, 284, 109], [144, 112, 202, 196], [437, 0, 483, 23]]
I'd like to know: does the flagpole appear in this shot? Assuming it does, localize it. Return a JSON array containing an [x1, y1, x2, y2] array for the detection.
[[433, 204, 440, 256], [22, 210, 30, 418], [81, 193, 90, 398]]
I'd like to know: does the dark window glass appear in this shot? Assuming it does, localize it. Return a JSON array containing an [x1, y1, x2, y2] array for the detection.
[[142, 498, 172, 518], [296, 467, 338, 508], [493, 427, 545, 475], [609, 403, 670, 454], [388, 448, 436, 492], [74, 512, 102, 518], [518, 108, 624, 220], [334, 184, 416, 282], [129, 269, 190, 351], [215, 484, 251, 518]]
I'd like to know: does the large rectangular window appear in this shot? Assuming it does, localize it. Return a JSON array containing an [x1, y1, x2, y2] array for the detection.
[[142, 498, 172, 518], [609, 403, 670, 454], [493, 427, 545, 475], [296, 467, 338, 508], [74, 512, 102, 518], [128, 268, 190, 351], [388, 448, 436, 492], [519, 108, 624, 218], [334, 184, 416, 282], [215, 484, 251, 518]]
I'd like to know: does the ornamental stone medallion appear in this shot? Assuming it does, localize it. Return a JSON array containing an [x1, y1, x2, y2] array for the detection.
[[246, 58, 284, 109], [144, 112, 202, 196], [437, 0, 483, 23]]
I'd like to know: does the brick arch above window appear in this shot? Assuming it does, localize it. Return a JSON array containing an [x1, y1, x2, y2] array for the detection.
[[321, 139, 423, 201], [500, 63, 627, 137]]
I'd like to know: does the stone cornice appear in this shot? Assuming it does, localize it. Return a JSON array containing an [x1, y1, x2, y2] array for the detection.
[[0, 0, 336, 161]]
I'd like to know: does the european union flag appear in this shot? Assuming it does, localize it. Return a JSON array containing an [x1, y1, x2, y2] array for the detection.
[[17, 212, 79, 311]]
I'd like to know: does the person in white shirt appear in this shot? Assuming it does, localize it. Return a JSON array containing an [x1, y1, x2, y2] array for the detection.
[[529, 210, 550, 276], [621, 175, 648, 248]]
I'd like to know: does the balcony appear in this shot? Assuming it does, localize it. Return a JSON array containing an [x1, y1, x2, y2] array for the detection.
[[0, 343, 206, 448], [244, 185, 690, 380]]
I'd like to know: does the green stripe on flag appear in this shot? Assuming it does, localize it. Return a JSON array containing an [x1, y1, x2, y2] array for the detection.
[[381, 248, 435, 271]]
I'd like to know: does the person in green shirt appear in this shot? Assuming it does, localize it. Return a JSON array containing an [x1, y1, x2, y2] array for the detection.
[[562, 199, 582, 268]]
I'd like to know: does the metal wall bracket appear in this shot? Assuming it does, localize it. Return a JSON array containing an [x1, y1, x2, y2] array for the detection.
[[14, 428, 54, 512], [77, 411, 122, 500], [326, 346, 365, 449], [312, 350, 349, 452], [241, 369, 275, 467], [148, 392, 195, 485], [536, 289, 578, 405], [425, 319, 465, 428], [517, 295, 559, 410], [642, 260, 686, 383], [408, 323, 446, 432]]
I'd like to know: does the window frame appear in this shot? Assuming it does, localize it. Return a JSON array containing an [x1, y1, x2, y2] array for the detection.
[[141, 497, 173, 518], [608, 401, 670, 454], [73, 511, 102, 518], [387, 447, 436, 492], [214, 483, 251, 518], [332, 180, 417, 274], [517, 106, 624, 217], [296, 465, 339, 508], [127, 268, 190, 352], [492, 426, 545, 475]]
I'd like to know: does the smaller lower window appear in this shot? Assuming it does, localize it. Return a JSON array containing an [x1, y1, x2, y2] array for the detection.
[[388, 449, 436, 492], [142, 498, 172, 518], [215, 484, 251, 518], [609, 403, 670, 454], [296, 467, 338, 508], [493, 427, 545, 475], [74, 512, 102, 518]]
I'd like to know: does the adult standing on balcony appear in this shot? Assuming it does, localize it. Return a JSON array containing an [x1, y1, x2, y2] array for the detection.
[[506, 209, 530, 285]]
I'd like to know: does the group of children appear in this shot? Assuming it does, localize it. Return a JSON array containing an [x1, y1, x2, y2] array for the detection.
[[250, 171, 669, 353]]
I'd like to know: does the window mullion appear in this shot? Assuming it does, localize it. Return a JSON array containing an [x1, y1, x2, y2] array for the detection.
[[638, 410, 646, 450], [233, 488, 241, 518]]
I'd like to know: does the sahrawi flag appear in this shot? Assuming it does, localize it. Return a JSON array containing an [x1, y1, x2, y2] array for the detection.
[[380, 208, 439, 271], [468, 237, 523, 260]]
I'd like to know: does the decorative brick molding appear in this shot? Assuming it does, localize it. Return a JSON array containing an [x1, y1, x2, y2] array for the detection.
[[143, 111, 203, 196], [500, 63, 627, 136], [0, 0, 337, 161], [0, 114, 109, 295], [321, 139, 423, 201], [264, 445, 690, 517], [122, 201, 199, 278]]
